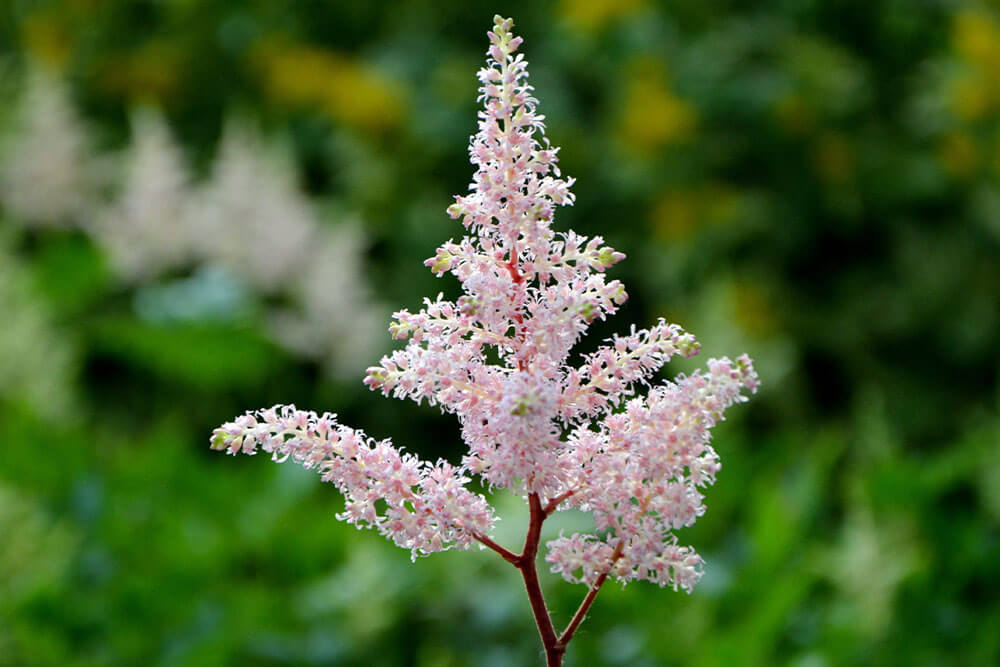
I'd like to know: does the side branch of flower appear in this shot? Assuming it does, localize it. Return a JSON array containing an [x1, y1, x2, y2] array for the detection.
[[543, 489, 575, 515], [557, 540, 624, 649], [475, 488, 622, 666], [472, 531, 520, 564]]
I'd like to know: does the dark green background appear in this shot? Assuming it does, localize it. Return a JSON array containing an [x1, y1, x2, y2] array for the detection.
[[1, 1, 998, 665]]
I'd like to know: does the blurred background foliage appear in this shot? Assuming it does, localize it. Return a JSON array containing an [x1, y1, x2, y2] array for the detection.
[[0, 0, 998, 665]]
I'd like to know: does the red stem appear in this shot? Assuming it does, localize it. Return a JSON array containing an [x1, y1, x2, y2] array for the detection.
[[486, 490, 623, 665], [542, 489, 575, 516], [497, 247, 604, 664], [516, 493, 563, 666], [473, 531, 520, 565], [557, 541, 624, 649]]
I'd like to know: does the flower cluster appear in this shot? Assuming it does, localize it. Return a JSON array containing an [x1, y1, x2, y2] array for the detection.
[[89, 109, 196, 281], [0, 68, 383, 377], [212, 405, 494, 557], [192, 119, 316, 292], [0, 67, 91, 227], [214, 15, 757, 599], [269, 222, 387, 379], [0, 234, 78, 418]]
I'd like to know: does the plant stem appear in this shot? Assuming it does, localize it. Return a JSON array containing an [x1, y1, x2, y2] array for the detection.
[[473, 531, 520, 564], [517, 492, 564, 666], [507, 491, 625, 665], [557, 541, 624, 649], [542, 489, 575, 515]]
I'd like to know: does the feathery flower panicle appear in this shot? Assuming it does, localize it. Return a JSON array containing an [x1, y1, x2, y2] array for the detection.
[[268, 222, 387, 379], [213, 16, 757, 663], [212, 404, 494, 558], [192, 118, 316, 292], [89, 108, 197, 281], [0, 233, 77, 417], [0, 66, 92, 227]]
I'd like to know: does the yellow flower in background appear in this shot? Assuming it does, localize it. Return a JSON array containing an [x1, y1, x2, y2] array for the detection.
[[619, 59, 697, 153], [953, 9, 1000, 72], [949, 9, 1000, 120], [772, 93, 817, 136], [98, 39, 182, 103], [21, 12, 73, 67], [254, 41, 404, 133], [950, 73, 994, 121], [24, 5, 179, 104], [650, 189, 699, 241], [559, 0, 645, 31], [993, 132, 1000, 177], [649, 185, 738, 242], [939, 131, 979, 177], [729, 280, 776, 338]]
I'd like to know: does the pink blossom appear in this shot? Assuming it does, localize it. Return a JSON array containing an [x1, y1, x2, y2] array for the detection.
[[212, 15, 757, 663], [212, 405, 494, 559]]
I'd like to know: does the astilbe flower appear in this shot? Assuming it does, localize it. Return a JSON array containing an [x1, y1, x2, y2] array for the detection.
[[0, 232, 77, 418], [89, 108, 197, 281], [192, 117, 316, 292], [212, 16, 757, 666], [268, 222, 387, 380], [0, 66, 92, 226]]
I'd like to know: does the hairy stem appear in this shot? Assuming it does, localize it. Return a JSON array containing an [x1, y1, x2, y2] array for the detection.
[[503, 493, 624, 665], [516, 492, 564, 666], [473, 531, 520, 565], [557, 541, 624, 649]]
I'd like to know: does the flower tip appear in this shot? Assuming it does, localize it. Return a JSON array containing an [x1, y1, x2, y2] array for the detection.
[[209, 428, 230, 450], [678, 334, 701, 358], [735, 354, 760, 392], [426, 248, 454, 275], [596, 246, 626, 270], [388, 320, 412, 340], [363, 367, 387, 387]]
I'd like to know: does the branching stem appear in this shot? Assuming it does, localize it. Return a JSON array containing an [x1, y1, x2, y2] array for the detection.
[[557, 540, 624, 649], [543, 489, 575, 515], [473, 531, 520, 565], [504, 491, 621, 666], [516, 492, 563, 666]]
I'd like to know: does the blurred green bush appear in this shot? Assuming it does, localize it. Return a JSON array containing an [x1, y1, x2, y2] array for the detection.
[[0, 1, 997, 665]]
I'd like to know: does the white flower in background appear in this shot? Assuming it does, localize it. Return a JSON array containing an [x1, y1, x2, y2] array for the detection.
[[0, 66, 91, 227], [89, 108, 196, 281], [0, 72, 383, 381], [0, 232, 77, 418], [192, 118, 316, 292], [827, 505, 924, 638], [269, 221, 387, 379]]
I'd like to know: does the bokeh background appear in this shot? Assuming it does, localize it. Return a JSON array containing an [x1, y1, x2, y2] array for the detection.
[[1, 1, 998, 665]]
